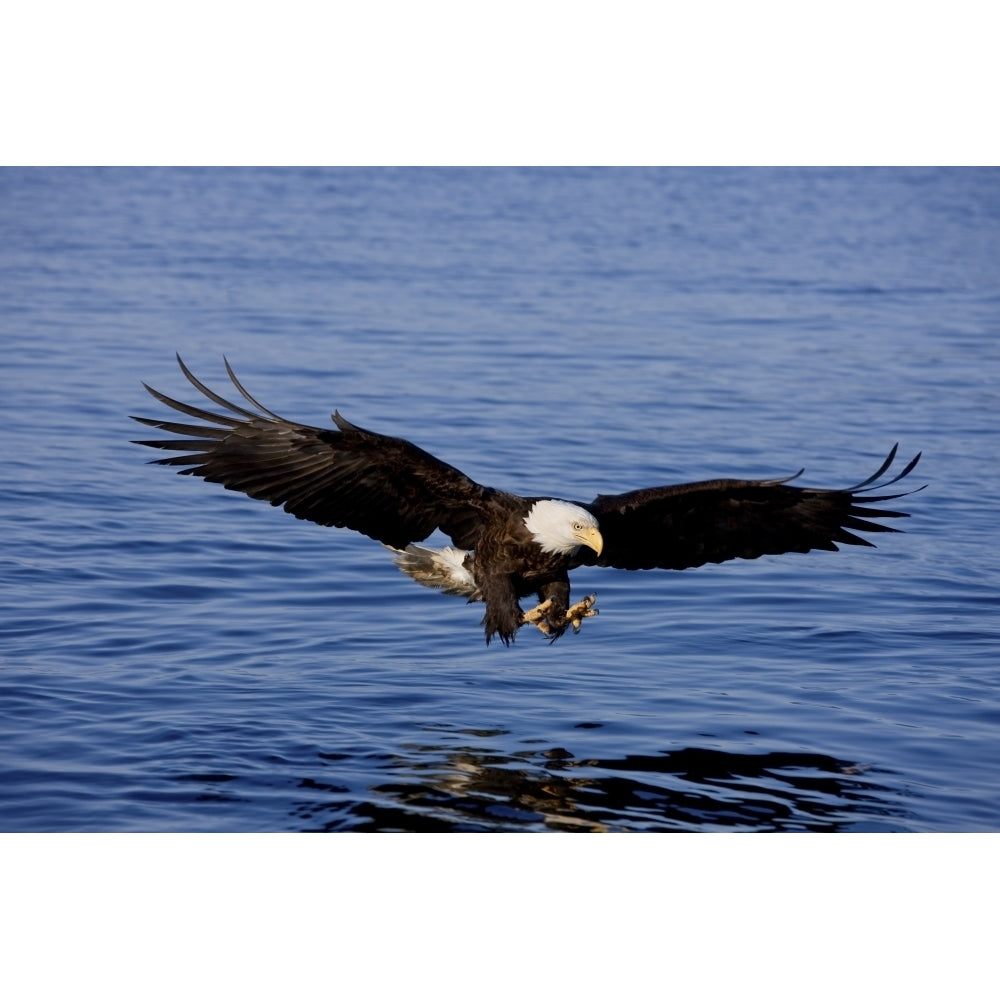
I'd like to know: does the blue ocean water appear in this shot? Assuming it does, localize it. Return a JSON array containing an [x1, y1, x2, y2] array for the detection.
[[2, 166, 999, 831]]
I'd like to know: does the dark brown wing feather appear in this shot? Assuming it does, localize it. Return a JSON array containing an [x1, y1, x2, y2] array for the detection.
[[131, 355, 491, 549], [579, 445, 922, 571]]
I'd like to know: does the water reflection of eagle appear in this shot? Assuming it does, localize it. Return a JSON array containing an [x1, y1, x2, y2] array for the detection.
[[133, 357, 922, 645]]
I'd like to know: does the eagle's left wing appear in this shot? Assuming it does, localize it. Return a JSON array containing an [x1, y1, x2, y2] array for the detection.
[[131, 356, 492, 550], [578, 446, 922, 571]]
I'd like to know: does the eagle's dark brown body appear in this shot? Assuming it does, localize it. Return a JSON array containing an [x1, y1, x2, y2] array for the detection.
[[132, 357, 922, 644], [465, 501, 584, 643]]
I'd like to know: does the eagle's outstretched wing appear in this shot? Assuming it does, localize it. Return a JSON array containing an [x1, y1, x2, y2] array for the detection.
[[579, 446, 922, 571], [131, 356, 491, 549]]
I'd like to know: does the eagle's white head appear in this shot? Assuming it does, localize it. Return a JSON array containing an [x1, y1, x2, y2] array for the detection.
[[524, 500, 604, 558]]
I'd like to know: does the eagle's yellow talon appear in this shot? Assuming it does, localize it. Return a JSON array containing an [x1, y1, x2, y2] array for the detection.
[[565, 593, 598, 632], [523, 599, 555, 635]]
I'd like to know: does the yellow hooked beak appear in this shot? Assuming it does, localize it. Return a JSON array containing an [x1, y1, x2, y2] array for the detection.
[[576, 525, 604, 557]]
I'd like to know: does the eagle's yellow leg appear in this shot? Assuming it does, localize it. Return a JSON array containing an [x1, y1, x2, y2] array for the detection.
[[522, 594, 599, 636]]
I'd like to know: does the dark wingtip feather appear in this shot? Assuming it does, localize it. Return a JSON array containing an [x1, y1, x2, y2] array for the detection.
[[223, 356, 286, 420], [173, 354, 263, 421], [845, 444, 898, 491], [848, 445, 923, 495]]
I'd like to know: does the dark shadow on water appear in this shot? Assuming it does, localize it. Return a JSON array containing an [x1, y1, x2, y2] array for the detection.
[[292, 737, 911, 832]]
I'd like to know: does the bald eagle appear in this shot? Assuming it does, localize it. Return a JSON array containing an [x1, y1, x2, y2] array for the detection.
[[132, 357, 921, 645]]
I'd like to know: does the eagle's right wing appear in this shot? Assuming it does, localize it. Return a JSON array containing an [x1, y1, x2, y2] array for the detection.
[[580, 446, 922, 571], [131, 355, 492, 550]]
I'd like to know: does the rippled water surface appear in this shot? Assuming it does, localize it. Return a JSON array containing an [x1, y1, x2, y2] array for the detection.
[[3, 167, 999, 831]]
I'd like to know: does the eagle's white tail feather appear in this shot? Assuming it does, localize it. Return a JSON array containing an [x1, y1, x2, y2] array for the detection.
[[385, 544, 480, 599]]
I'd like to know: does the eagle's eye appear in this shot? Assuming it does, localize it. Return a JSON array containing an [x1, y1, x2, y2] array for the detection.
[[573, 523, 584, 531]]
